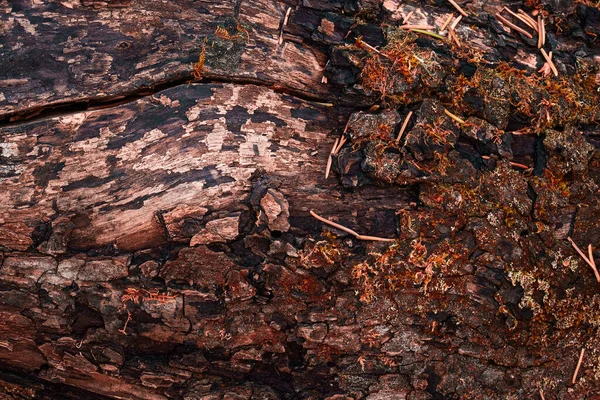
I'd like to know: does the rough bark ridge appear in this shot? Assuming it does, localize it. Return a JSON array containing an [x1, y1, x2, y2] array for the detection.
[[1, 0, 600, 399]]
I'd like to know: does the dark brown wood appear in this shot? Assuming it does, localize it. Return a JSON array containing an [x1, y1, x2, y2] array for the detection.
[[0, 0, 333, 121], [0, 83, 408, 252], [1, 0, 600, 399]]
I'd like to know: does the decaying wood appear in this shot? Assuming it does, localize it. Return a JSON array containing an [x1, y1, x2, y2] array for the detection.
[[0, 0, 332, 120], [1, 0, 600, 399], [0, 83, 407, 252]]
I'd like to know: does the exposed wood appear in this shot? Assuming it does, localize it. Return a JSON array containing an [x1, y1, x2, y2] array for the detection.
[[0, 83, 407, 252], [1, 0, 600, 399], [0, 0, 332, 120]]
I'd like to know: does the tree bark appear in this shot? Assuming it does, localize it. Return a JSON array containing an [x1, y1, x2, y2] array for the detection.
[[1, 0, 600, 399]]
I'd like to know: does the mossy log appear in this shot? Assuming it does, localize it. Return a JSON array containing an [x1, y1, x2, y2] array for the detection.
[[1, 0, 600, 399]]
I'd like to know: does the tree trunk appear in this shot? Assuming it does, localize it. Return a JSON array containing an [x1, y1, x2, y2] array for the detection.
[[1, 0, 600, 399]]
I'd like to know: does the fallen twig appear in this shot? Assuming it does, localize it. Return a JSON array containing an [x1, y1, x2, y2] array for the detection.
[[448, 0, 468, 17], [396, 111, 413, 144], [448, 28, 461, 46], [508, 128, 534, 135], [539, 389, 545, 400], [329, 138, 340, 155], [310, 211, 359, 237], [496, 13, 533, 39], [444, 108, 465, 124], [333, 135, 347, 155], [440, 14, 454, 31], [509, 161, 529, 169], [572, 348, 585, 384], [356, 37, 381, 54], [518, 9, 538, 31], [504, 7, 538, 31], [356, 235, 396, 242], [567, 237, 600, 282], [450, 14, 463, 31], [325, 154, 333, 179], [400, 24, 435, 30], [310, 211, 396, 242], [481, 156, 529, 169], [403, 10, 414, 25], [537, 15, 543, 48], [343, 118, 351, 133], [539, 48, 558, 77], [411, 29, 445, 40], [313, 101, 334, 107], [538, 51, 552, 77], [325, 138, 339, 179], [589, 244, 597, 275], [118, 308, 132, 335]]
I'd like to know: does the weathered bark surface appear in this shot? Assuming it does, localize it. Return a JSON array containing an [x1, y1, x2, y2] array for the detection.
[[0, 0, 335, 119], [0, 83, 407, 252], [6, 0, 597, 121], [1, 0, 600, 399]]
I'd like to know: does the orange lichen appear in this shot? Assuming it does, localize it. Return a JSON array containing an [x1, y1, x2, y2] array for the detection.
[[361, 55, 397, 100], [192, 41, 206, 80], [121, 287, 177, 304], [215, 26, 244, 41], [119, 288, 178, 335], [418, 119, 455, 146], [300, 233, 342, 267], [444, 59, 599, 131], [575, 0, 600, 8], [236, 21, 250, 41], [360, 31, 440, 105], [350, 238, 462, 303], [375, 123, 393, 140]]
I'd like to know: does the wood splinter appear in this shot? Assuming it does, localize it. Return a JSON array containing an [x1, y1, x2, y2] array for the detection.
[[396, 111, 413, 144], [450, 14, 462, 31], [325, 138, 339, 179], [540, 48, 558, 77], [310, 211, 396, 242], [537, 15, 544, 48], [444, 108, 465, 124], [504, 7, 538, 32], [448, 0, 468, 17], [572, 348, 585, 384], [495, 13, 533, 39], [567, 237, 600, 282], [333, 135, 347, 155], [400, 24, 435, 31], [448, 28, 461, 47], [518, 9, 539, 31], [279, 9, 292, 45], [440, 14, 454, 32], [283, 7, 292, 26], [538, 51, 553, 77]]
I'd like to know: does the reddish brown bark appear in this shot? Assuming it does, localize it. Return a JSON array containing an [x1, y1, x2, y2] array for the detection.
[[1, 0, 600, 399]]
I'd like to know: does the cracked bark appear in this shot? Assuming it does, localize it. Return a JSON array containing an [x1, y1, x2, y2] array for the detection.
[[1, 0, 600, 399]]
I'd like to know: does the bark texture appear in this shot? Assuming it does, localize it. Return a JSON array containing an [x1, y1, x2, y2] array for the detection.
[[1, 0, 600, 399]]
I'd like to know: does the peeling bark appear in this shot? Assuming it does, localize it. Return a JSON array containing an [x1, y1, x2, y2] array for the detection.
[[1, 0, 600, 399]]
